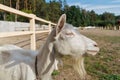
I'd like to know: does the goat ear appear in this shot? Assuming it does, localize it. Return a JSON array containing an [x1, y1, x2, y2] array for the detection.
[[56, 14, 66, 34]]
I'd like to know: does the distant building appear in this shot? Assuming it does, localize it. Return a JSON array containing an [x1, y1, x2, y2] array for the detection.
[[79, 26, 96, 30], [84, 26, 96, 29]]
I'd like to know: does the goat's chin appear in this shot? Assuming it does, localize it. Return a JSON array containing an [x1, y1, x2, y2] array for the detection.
[[72, 56, 87, 80]]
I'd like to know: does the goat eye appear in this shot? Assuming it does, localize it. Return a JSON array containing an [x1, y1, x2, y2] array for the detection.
[[94, 44, 98, 47]]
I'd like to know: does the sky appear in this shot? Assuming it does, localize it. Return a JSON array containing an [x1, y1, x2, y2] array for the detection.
[[46, 0, 120, 15]]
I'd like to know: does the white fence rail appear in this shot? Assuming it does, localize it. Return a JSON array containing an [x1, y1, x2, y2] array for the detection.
[[0, 4, 56, 50]]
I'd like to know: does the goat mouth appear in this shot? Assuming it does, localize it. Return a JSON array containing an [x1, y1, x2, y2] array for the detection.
[[86, 50, 99, 56], [87, 50, 98, 53]]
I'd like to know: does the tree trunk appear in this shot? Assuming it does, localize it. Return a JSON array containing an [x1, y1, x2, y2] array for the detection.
[[34, 0, 36, 12], [3, 0, 6, 20], [24, 0, 28, 9], [10, 0, 12, 7], [15, 0, 20, 22]]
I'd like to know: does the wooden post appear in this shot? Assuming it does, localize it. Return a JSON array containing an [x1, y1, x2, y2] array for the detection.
[[48, 21, 52, 33], [114, 26, 116, 30], [30, 14, 36, 50], [101, 26, 104, 30]]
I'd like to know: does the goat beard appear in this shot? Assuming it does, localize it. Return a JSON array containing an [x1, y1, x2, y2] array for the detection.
[[72, 56, 87, 80]]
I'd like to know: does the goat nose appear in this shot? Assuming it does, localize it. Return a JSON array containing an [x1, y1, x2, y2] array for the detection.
[[94, 44, 98, 47]]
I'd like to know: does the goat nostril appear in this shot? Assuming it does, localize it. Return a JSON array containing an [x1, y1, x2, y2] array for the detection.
[[94, 44, 98, 47]]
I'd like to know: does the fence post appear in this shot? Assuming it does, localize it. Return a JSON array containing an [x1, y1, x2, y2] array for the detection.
[[114, 26, 116, 30], [48, 21, 52, 33], [30, 14, 36, 50]]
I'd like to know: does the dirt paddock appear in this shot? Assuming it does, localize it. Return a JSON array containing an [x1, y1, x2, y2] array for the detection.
[[0, 32, 48, 49], [0, 29, 120, 80], [0, 29, 120, 48]]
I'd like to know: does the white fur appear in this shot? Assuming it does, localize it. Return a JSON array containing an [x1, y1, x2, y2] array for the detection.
[[0, 45, 36, 80]]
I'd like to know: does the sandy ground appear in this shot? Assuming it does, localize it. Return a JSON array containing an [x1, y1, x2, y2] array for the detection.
[[80, 29, 120, 37], [0, 29, 119, 48], [0, 32, 48, 49]]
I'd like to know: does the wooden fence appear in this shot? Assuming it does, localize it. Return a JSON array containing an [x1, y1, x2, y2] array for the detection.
[[0, 4, 56, 50]]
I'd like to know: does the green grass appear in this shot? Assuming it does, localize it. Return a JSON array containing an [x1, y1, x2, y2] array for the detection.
[[100, 74, 120, 80], [52, 70, 60, 76], [84, 34, 120, 80]]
